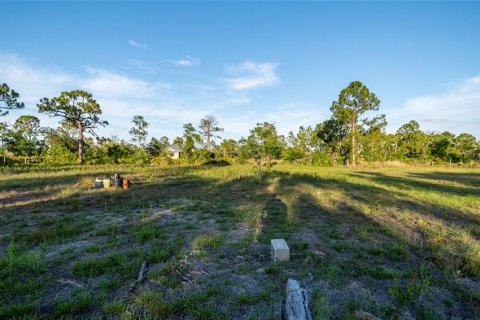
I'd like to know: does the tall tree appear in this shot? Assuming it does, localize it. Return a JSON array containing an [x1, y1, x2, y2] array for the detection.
[[454, 133, 479, 163], [146, 136, 170, 157], [37, 90, 108, 164], [0, 83, 25, 116], [14, 115, 41, 143], [315, 117, 349, 163], [129, 115, 149, 147], [331, 81, 380, 166], [10, 115, 42, 163], [0, 122, 9, 164], [243, 122, 282, 165], [295, 126, 313, 153], [220, 139, 238, 158], [182, 123, 201, 158], [42, 125, 78, 164], [199, 115, 223, 151], [361, 114, 388, 162]]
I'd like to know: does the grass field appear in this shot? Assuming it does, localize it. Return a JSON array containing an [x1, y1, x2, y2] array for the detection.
[[0, 164, 479, 319]]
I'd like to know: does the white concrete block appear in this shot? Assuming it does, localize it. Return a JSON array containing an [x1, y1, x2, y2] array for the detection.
[[271, 239, 290, 262]]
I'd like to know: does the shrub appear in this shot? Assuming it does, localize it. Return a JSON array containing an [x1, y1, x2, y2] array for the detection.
[[312, 150, 333, 167]]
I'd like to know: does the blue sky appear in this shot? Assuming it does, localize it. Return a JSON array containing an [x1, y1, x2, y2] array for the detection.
[[1, 2, 480, 141]]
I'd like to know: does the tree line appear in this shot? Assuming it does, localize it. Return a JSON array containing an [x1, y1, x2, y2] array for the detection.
[[1, 81, 479, 166]]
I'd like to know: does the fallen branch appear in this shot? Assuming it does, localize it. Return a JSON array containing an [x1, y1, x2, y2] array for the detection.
[[57, 278, 82, 288], [354, 310, 382, 320], [129, 261, 147, 292]]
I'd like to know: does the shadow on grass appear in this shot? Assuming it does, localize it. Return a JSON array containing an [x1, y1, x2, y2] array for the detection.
[[1, 166, 479, 319], [350, 171, 480, 197], [409, 171, 480, 188]]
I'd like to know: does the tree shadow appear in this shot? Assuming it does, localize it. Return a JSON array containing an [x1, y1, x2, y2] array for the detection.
[[408, 171, 480, 188], [1, 166, 478, 319], [349, 171, 480, 197]]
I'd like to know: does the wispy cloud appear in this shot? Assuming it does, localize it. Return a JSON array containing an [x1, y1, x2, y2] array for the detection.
[[221, 103, 324, 138], [0, 52, 73, 103], [0, 53, 180, 138], [81, 67, 171, 98], [224, 61, 279, 91], [128, 40, 148, 50], [388, 76, 480, 137], [168, 56, 200, 67]]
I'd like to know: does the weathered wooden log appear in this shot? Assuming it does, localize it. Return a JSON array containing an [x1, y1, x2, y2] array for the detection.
[[284, 279, 312, 320]]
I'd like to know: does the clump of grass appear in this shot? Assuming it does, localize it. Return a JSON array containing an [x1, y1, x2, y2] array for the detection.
[[14, 221, 86, 246], [95, 223, 120, 236], [265, 263, 281, 276], [72, 252, 141, 279], [103, 298, 126, 315], [0, 242, 50, 317], [149, 235, 184, 263], [191, 233, 223, 253], [236, 291, 269, 306], [463, 242, 480, 276], [84, 244, 102, 253], [53, 290, 94, 317], [388, 269, 431, 305], [131, 221, 167, 243]]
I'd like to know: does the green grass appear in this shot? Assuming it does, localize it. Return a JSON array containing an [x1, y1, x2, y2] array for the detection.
[[191, 232, 223, 253], [0, 164, 479, 319]]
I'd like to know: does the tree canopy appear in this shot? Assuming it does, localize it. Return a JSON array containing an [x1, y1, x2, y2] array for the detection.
[[37, 90, 108, 164], [0, 83, 25, 116], [331, 81, 381, 166]]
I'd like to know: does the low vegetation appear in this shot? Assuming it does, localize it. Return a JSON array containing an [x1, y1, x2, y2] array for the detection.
[[0, 164, 479, 319]]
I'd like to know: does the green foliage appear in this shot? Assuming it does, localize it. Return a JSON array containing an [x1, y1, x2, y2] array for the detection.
[[5, 115, 44, 162], [37, 90, 108, 164], [0, 81, 477, 167], [388, 271, 430, 305], [146, 136, 170, 157], [282, 147, 305, 162], [53, 290, 94, 317], [191, 233, 222, 253], [330, 81, 381, 165], [240, 122, 283, 165], [129, 115, 149, 147], [131, 222, 167, 243], [312, 150, 333, 166], [0, 83, 25, 116]]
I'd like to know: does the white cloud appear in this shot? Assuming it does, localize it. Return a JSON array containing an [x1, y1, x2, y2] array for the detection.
[[224, 61, 279, 91], [220, 103, 324, 139], [388, 76, 480, 137], [0, 53, 73, 103], [0, 53, 180, 139], [81, 67, 171, 98], [0, 52, 320, 141], [128, 40, 147, 50], [168, 56, 200, 67]]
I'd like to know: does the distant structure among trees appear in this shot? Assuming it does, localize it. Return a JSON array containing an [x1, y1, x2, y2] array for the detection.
[[0, 81, 478, 166]]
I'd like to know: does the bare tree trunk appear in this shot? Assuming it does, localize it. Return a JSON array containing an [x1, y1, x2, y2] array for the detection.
[[351, 119, 356, 166], [78, 123, 84, 165], [1, 138, 5, 165]]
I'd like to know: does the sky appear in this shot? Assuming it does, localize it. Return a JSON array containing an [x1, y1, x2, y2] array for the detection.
[[1, 1, 480, 142]]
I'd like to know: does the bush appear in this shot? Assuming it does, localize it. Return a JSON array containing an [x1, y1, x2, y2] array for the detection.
[[312, 150, 333, 167], [281, 147, 306, 162]]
